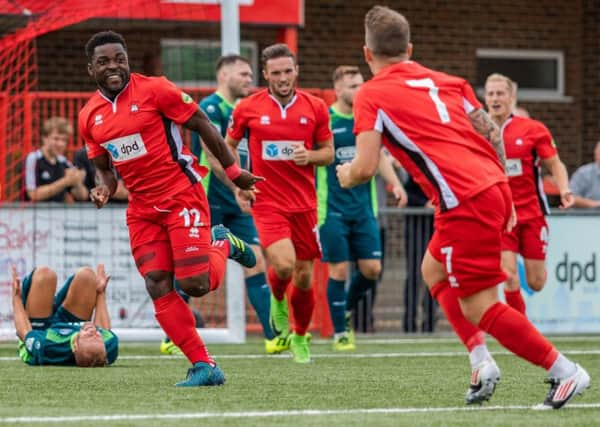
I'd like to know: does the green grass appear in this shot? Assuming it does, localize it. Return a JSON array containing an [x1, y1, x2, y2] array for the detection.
[[0, 336, 599, 426]]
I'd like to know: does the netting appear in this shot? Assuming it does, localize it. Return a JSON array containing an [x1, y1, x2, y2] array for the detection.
[[0, 1, 337, 341]]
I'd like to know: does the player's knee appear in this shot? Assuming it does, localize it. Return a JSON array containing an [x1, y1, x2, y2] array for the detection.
[[360, 263, 381, 280], [526, 272, 546, 292], [33, 266, 57, 287], [178, 275, 210, 297], [272, 264, 294, 280], [293, 267, 312, 288], [144, 271, 173, 300], [74, 266, 96, 288]]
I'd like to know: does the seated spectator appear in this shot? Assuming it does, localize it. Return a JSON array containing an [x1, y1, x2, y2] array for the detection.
[[24, 117, 88, 202], [569, 141, 600, 208], [11, 264, 118, 367], [73, 146, 129, 202]]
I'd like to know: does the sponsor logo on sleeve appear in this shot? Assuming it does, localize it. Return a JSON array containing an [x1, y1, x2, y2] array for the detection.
[[506, 158, 523, 177], [181, 92, 194, 104], [101, 133, 148, 162], [335, 146, 356, 163], [261, 140, 302, 161]]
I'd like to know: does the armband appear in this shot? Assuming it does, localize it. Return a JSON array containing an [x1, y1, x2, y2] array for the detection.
[[224, 163, 242, 181]]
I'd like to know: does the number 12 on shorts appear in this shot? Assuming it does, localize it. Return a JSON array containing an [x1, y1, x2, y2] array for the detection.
[[441, 246, 459, 288]]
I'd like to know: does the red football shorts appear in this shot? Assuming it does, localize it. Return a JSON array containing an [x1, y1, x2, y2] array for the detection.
[[428, 182, 512, 298], [252, 207, 321, 260], [127, 184, 211, 279], [502, 215, 548, 260]]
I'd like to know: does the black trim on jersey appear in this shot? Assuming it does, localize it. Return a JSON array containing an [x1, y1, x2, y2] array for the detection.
[[532, 148, 550, 216], [382, 126, 449, 212], [162, 116, 198, 185]]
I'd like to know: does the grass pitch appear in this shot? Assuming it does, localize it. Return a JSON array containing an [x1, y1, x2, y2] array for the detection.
[[0, 335, 598, 426]]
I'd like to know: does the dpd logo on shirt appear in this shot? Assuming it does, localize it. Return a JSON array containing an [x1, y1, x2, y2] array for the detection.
[[101, 133, 148, 162]]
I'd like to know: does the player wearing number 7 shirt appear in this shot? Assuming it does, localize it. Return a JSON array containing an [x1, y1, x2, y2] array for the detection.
[[226, 43, 334, 363], [337, 5, 589, 409], [79, 31, 262, 386]]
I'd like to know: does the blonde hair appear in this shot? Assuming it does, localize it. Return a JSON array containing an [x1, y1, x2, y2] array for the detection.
[[485, 73, 516, 96], [365, 6, 410, 57], [41, 117, 73, 138], [74, 335, 107, 368]]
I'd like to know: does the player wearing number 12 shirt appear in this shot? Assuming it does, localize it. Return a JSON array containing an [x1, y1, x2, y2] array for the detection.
[[337, 5, 589, 410], [226, 43, 333, 363], [79, 31, 262, 387]]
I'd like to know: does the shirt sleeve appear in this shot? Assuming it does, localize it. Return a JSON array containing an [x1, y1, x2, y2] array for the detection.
[[314, 98, 332, 142], [461, 80, 482, 113], [100, 328, 119, 365], [78, 112, 105, 159], [152, 76, 198, 125], [227, 101, 249, 141], [24, 151, 38, 191], [533, 122, 558, 159], [21, 330, 46, 365], [353, 85, 380, 135]]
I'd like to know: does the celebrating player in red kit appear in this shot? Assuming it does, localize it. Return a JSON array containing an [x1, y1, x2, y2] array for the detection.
[[337, 6, 589, 409], [226, 43, 333, 363], [79, 31, 262, 386]]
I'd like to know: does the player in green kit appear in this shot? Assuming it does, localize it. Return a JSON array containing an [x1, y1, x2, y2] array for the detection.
[[317, 66, 407, 350], [11, 264, 118, 367], [191, 54, 279, 353]]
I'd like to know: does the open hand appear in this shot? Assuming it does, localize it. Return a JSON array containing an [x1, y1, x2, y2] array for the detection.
[[95, 264, 111, 294], [10, 265, 21, 300]]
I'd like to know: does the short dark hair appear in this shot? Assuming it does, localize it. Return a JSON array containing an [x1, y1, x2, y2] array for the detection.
[[332, 65, 361, 84], [216, 54, 250, 72], [261, 43, 295, 68], [85, 31, 127, 61], [365, 5, 410, 58]]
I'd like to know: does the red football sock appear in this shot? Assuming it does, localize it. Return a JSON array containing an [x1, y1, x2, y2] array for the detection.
[[208, 240, 229, 291], [290, 285, 315, 336], [153, 290, 213, 365], [478, 302, 558, 369], [431, 281, 485, 351], [268, 266, 291, 301], [504, 288, 526, 315]]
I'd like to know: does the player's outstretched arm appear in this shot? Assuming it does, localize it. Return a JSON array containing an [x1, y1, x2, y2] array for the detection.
[[11, 265, 32, 340], [185, 111, 263, 190], [90, 152, 118, 209], [337, 130, 381, 188], [468, 109, 507, 169], [377, 149, 407, 207], [541, 155, 574, 209], [93, 264, 111, 330]]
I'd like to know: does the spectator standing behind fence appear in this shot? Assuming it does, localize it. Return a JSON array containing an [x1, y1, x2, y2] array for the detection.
[[24, 117, 88, 202], [569, 141, 600, 208], [73, 146, 129, 202], [403, 174, 436, 333], [318, 65, 406, 351], [485, 73, 573, 315]]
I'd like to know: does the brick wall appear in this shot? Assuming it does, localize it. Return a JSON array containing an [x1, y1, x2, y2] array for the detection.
[[31, 0, 596, 170]]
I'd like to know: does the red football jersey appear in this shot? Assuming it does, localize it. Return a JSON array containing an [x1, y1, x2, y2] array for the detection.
[[79, 73, 202, 204], [353, 61, 506, 212], [227, 88, 332, 211], [502, 115, 556, 220]]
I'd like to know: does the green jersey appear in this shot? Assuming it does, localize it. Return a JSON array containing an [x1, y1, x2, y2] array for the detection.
[[18, 322, 118, 366], [191, 92, 249, 212], [316, 106, 377, 224]]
